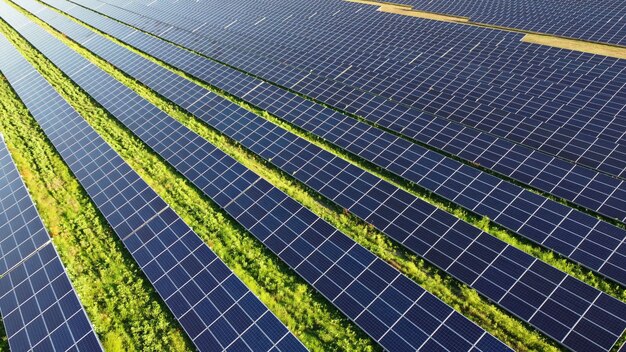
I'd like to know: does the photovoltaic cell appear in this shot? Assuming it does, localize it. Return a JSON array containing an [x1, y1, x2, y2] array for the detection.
[[0, 135, 102, 351], [0, 24, 304, 352], [0, 4, 511, 351], [16, 2, 626, 351]]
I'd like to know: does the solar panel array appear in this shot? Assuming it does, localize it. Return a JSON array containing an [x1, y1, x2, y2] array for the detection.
[[40, 0, 626, 289], [0, 14, 305, 352], [0, 3, 513, 351], [2, 0, 626, 350], [69, 0, 626, 227], [17, 1, 626, 351], [93, 0, 626, 182], [0, 133, 102, 351], [389, 0, 626, 46]]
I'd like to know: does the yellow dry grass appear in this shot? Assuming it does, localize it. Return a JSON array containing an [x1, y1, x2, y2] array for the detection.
[[346, 0, 469, 22], [523, 34, 626, 59]]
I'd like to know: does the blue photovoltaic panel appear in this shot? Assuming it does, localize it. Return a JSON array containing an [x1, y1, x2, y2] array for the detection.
[[0, 244, 103, 352], [18, 2, 626, 351], [0, 25, 304, 352], [0, 4, 511, 351], [67, 0, 626, 228], [88, 0, 626, 183], [0, 135, 102, 351], [0, 136, 49, 276], [40, 0, 626, 288]]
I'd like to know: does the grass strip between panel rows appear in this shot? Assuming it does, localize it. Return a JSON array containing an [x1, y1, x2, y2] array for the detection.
[[0, 7, 380, 352]]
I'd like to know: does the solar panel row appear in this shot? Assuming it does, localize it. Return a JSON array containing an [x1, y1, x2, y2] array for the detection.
[[0, 243, 103, 352], [68, 0, 626, 227], [0, 17, 305, 352], [0, 138, 49, 276], [0, 4, 510, 351], [19, 2, 626, 351], [390, 0, 626, 46], [95, 0, 626, 182], [0, 133, 102, 351], [40, 0, 626, 288]]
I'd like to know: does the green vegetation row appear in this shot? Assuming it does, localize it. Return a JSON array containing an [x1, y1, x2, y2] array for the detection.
[[0, 5, 378, 351], [58, 0, 626, 305], [24, 3, 569, 351], [0, 304, 6, 349]]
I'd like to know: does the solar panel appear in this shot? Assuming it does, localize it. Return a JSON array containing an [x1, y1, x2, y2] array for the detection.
[[37, 0, 626, 287], [66, 0, 626, 228], [0, 24, 305, 352], [0, 244, 103, 351], [17, 2, 626, 351], [0, 135, 103, 351], [0, 4, 511, 351]]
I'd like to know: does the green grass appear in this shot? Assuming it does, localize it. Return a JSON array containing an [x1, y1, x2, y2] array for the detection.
[[0, 9, 377, 352], [13, 4, 570, 351], [0, 314, 7, 350]]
